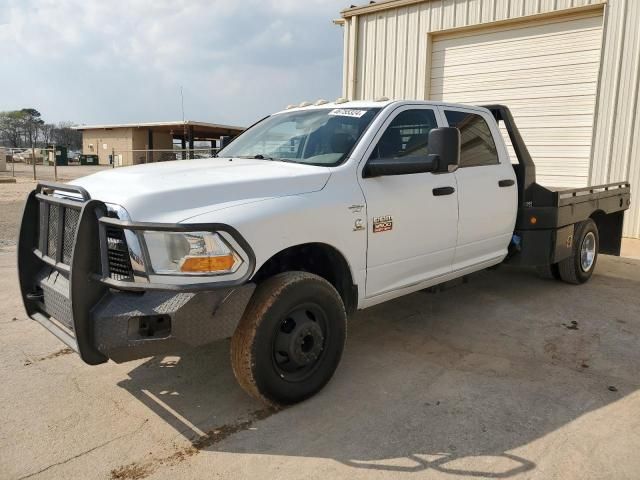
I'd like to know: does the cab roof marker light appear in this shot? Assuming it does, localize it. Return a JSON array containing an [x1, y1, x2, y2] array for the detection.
[[299, 101, 312, 107], [315, 99, 329, 106], [335, 97, 349, 104], [375, 96, 389, 102], [285, 104, 297, 110]]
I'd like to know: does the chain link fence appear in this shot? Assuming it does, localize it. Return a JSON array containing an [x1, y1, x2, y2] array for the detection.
[[1, 147, 67, 181], [1, 147, 220, 181], [110, 148, 219, 167]]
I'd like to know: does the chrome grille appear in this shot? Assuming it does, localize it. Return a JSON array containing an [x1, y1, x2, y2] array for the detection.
[[106, 228, 134, 281]]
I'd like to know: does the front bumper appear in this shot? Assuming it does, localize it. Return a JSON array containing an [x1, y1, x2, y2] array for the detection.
[[18, 182, 256, 364]]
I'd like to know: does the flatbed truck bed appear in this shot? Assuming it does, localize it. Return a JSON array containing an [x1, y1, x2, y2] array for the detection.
[[483, 105, 631, 268]]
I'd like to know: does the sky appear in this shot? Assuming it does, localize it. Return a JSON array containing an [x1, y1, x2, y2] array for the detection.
[[0, 0, 349, 127]]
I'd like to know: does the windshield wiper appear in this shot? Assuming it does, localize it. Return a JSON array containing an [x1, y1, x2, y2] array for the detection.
[[235, 154, 275, 160], [236, 154, 299, 164]]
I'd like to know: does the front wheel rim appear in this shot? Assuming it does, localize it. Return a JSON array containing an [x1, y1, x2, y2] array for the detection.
[[271, 303, 328, 382], [580, 231, 597, 272]]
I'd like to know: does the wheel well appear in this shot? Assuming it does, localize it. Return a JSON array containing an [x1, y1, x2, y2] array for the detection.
[[589, 210, 624, 255], [251, 243, 358, 316]]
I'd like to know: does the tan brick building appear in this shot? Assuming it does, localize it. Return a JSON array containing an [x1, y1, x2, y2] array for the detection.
[[75, 121, 244, 166]]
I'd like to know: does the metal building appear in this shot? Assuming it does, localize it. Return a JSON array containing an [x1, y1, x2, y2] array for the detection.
[[337, 0, 639, 238]]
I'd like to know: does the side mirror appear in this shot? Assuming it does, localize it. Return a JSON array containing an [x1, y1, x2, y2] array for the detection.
[[428, 127, 460, 173], [363, 126, 460, 178]]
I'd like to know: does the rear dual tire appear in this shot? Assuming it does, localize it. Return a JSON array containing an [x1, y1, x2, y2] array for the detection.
[[558, 219, 599, 284], [536, 220, 599, 284], [231, 272, 347, 406]]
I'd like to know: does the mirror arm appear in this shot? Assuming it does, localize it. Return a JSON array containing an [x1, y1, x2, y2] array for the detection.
[[363, 155, 439, 178]]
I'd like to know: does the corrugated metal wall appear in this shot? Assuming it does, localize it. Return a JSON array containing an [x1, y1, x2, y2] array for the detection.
[[590, 0, 640, 237], [341, 0, 640, 237]]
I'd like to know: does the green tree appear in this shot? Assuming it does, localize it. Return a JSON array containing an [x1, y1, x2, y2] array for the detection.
[[0, 111, 25, 147], [19, 108, 44, 148], [52, 121, 82, 149]]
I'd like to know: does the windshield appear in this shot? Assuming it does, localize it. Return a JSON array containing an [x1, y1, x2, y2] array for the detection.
[[220, 107, 381, 166]]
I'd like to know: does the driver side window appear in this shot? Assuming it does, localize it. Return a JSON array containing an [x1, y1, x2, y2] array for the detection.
[[370, 109, 438, 160]]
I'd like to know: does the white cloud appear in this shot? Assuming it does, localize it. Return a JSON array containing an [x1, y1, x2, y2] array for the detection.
[[0, 0, 347, 126]]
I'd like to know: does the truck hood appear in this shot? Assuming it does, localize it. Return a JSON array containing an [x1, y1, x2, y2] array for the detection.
[[70, 158, 331, 222]]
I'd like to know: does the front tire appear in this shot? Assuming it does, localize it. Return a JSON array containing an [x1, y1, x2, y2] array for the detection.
[[231, 272, 347, 406], [558, 219, 599, 284]]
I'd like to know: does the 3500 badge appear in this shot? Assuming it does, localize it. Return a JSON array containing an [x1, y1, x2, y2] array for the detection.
[[373, 215, 393, 233]]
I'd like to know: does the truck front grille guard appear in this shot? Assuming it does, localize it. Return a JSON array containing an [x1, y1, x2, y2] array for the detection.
[[31, 186, 137, 283], [18, 181, 109, 364], [18, 182, 257, 363]]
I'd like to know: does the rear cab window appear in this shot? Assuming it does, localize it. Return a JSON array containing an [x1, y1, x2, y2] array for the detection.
[[444, 110, 499, 168]]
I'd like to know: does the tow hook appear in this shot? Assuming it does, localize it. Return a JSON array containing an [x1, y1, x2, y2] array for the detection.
[[26, 288, 44, 301]]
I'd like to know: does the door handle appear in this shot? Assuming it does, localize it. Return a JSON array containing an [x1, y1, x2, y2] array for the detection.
[[499, 179, 515, 187], [432, 186, 455, 196]]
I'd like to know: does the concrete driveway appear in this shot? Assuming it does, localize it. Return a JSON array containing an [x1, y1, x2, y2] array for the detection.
[[2, 244, 639, 479]]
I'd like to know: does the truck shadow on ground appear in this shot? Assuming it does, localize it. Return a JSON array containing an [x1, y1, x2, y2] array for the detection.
[[116, 256, 640, 477]]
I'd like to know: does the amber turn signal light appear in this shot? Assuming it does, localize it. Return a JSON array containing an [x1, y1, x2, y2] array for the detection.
[[180, 255, 236, 273]]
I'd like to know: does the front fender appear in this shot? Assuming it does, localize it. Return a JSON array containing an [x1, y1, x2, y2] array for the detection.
[[181, 189, 367, 302]]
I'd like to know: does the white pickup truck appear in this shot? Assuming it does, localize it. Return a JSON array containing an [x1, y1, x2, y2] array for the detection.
[[18, 100, 631, 405]]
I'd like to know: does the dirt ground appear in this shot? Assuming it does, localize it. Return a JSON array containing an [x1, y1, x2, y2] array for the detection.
[[0, 165, 109, 251], [1, 170, 640, 480]]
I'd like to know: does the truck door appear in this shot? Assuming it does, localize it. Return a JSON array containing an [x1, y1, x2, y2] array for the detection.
[[358, 105, 459, 298], [440, 107, 518, 270]]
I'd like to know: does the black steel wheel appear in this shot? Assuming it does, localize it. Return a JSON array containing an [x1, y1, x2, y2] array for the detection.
[[272, 302, 328, 382], [231, 272, 347, 405]]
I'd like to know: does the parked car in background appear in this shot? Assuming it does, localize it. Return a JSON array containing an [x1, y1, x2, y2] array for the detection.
[[14, 148, 46, 164], [67, 150, 81, 164]]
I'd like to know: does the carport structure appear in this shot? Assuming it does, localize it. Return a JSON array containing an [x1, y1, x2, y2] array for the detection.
[[74, 120, 245, 166]]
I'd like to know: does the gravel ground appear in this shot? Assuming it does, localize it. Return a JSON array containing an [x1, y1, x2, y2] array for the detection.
[[0, 180, 32, 251]]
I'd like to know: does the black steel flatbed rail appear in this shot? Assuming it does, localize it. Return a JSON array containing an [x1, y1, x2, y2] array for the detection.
[[556, 182, 630, 206], [516, 183, 631, 231]]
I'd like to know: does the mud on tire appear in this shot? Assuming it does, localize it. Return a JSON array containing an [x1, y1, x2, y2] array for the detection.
[[230, 272, 347, 406]]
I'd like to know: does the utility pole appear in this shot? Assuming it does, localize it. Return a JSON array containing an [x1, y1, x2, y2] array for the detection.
[[180, 86, 189, 160], [180, 86, 185, 124], [53, 143, 58, 181], [31, 144, 36, 180]]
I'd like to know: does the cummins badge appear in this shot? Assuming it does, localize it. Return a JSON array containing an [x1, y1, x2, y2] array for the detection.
[[373, 215, 393, 233]]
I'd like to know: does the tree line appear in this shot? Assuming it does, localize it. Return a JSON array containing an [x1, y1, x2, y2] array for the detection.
[[0, 108, 82, 150]]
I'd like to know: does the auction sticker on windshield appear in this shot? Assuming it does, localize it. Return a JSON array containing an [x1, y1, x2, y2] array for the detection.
[[328, 109, 367, 118]]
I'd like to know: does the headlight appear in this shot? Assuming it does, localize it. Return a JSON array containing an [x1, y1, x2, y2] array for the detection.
[[143, 231, 242, 275]]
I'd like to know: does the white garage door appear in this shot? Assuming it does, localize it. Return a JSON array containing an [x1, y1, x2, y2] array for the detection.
[[430, 11, 604, 188]]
